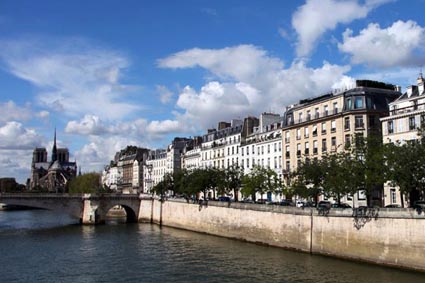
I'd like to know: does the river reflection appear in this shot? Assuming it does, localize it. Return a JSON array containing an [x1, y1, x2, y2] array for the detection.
[[0, 210, 423, 283]]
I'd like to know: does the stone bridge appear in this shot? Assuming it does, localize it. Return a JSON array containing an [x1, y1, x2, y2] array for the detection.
[[0, 193, 152, 224]]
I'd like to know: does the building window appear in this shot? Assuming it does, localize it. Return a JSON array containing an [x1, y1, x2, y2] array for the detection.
[[252, 145, 255, 154], [355, 97, 364, 109], [304, 127, 309, 138], [313, 140, 318, 154], [261, 146, 264, 154], [312, 124, 317, 136], [305, 142, 309, 155], [421, 115, 425, 126], [285, 131, 290, 143], [390, 189, 397, 204], [344, 117, 350, 130], [246, 158, 249, 168], [388, 120, 394, 134], [409, 116, 416, 130], [322, 139, 327, 152], [324, 105, 329, 116], [345, 135, 351, 148], [315, 108, 319, 119], [299, 112, 303, 123], [368, 115, 376, 128], [278, 142, 282, 152], [347, 98, 352, 110], [285, 146, 290, 158], [331, 120, 336, 132], [331, 137, 336, 150], [286, 161, 290, 172], [241, 148, 244, 156], [355, 116, 364, 129], [296, 129, 301, 140], [321, 122, 326, 134], [274, 143, 277, 152], [333, 102, 338, 114], [297, 143, 301, 157], [307, 110, 311, 121]]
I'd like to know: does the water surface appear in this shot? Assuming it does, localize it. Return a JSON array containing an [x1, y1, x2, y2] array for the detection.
[[0, 210, 423, 283]]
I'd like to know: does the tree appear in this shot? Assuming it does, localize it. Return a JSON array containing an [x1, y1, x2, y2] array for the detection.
[[68, 173, 102, 193], [294, 158, 325, 203], [349, 133, 386, 207], [384, 140, 425, 207], [152, 172, 174, 199], [241, 166, 279, 201], [221, 166, 244, 201]]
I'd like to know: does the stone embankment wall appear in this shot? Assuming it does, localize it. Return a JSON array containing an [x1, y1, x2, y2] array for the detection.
[[138, 199, 425, 271]]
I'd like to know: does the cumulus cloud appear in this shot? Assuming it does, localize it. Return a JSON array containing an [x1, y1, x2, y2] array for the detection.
[[0, 149, 34, 183], [0, 37, 140, 120], [159, 45, 351, 130], [156, 85, 174, 104], [0, 101, 49, 122], [74, 136, 145, 172], [0, 121, 44, 150], [65, 115, 108, 135], [292, 0, 392, 57], [338, 20, 425, 68]]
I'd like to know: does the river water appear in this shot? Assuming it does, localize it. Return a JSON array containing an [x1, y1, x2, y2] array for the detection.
[[0, 210, 424, 283]]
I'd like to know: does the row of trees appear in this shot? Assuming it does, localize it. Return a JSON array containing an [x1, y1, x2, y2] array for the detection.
[[294, 132, 425, 207], [152, 165, 284, 202], [153, 131, 425, 208]]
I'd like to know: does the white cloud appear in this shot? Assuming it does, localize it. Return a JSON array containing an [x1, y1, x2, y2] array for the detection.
[[0, 101, 50, 124], [292, 0, 392, 57], [74, 136, 145, 172], [0, 37, 140, 121], [156, 85, 174, 104], [0, 121, 44, 150], [158, 44, 284, 81], [338, 20, 425, 68], [146, 120, 181, 135], [160, 45, 351, 131], [0, 149, 33, 183], [65, 115, 108, 135]]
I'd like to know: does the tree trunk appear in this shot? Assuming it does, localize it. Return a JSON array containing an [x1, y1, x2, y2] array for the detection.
[[234, 188, 239, 202], [400, 192, 405, 208]]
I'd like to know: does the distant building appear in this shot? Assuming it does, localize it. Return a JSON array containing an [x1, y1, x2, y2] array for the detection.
[[29, 130, 77, 192], [283, 80, 400, 206], [113, 146, 149, 194], [381, 73, 425, 206]]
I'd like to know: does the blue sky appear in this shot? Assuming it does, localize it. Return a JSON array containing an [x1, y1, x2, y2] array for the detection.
[[1, 0, 425, 183]]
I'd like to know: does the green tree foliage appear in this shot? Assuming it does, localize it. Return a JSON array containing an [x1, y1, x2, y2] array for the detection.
[[152, 172, 174, 198], [384, 139, 425, 207], [350, 134, 387, 206], [293, 158, 325, 202], [221, 166, 244, 201], [68, 173, 102, 193], [241, 166, 279, 201]]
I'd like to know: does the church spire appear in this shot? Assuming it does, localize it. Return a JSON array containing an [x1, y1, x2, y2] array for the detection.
[[52, 128, 58, 162]]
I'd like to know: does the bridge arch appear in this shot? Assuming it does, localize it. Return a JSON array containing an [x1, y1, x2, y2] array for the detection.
[[92, 197, 140, 224]]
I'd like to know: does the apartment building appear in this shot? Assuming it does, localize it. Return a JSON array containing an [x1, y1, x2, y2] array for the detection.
[[181, 137, 202, 170], [143, 149, 167, 194], [282, 80, 400, 205], [200, 120, 243, 169], [240, 113, 283, 201], [381, 74, 425, 206]]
